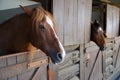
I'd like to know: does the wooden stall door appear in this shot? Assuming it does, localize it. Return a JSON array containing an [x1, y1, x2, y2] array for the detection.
[[84, 42, 103, 80], [0, 50, 49, 80], [106, 4, 120, 38], [53, 0, 92, 46]]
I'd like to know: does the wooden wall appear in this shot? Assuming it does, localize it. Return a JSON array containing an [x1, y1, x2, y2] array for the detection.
[[106, 4, 120, 38], [53, 0, 92, 46]]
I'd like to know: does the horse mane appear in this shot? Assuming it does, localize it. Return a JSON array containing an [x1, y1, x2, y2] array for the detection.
[[32, 6, 56, 28]]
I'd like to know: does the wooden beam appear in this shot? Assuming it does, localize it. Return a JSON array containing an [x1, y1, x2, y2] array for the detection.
[[0, 58, 48, 79]]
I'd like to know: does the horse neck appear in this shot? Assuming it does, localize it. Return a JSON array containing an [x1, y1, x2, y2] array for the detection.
[[0, 14, 32, 50], [2, 14, 32, 33]]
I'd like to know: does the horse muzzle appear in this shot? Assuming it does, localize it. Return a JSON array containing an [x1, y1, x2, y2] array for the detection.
[[49, 51, 66, 64], [100, 45, 106, 51]]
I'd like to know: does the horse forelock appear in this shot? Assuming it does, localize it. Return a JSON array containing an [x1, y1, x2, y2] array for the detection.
[[31, 7, 56, 29], [31, 7, 45, 27]]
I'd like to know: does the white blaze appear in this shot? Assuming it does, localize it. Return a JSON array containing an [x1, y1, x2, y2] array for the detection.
[[46, 15, 53, 28], [99, 27, 103, 31], [45, 15, 66, 60]]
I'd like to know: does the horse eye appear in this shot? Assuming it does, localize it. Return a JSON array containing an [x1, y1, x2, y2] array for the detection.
[[39, 25, 45, 29]]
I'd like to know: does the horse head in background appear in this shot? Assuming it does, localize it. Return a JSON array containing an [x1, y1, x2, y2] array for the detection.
[[0, 5, 66, 64], [91, 20, 107, 51]]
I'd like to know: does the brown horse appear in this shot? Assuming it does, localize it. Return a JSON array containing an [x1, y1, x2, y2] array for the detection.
[[91, 20, 107, 51], [0, 5, 66, 64]]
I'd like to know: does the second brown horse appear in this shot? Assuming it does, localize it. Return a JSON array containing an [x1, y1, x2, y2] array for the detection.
[[91, 20, 107, 51]]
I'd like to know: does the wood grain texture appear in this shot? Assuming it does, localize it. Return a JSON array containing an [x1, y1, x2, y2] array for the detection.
[[53, 0, 64, 44], [106, 4, 120, 38], [84, 44, 102, 80], [53, 0, 92, 45]]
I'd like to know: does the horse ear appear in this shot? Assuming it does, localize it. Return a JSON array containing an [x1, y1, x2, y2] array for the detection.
[[19, 5, 32, 16]]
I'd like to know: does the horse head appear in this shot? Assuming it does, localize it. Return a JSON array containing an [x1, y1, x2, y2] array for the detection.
[[20, 5, 66, 64], [91, 20, 107, 51]]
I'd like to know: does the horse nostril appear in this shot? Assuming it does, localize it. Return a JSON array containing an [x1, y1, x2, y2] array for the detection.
[[57, 53, 63, 60]]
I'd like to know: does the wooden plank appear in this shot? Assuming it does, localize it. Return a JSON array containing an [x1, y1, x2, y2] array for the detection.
[[0, 58, 7, 68], [34, 66, 47, 80], [90, 55, 103, 80], [84, 0, 92, 43], [53, 0, 92, 45], [84, 46, 102, 80], [53, 0, 64, 44], [0, 50, 48, 80], [78, 0, 85, 44], [85, 41, 97, 48], [64, 0, 74, 45], [106, 4, 113, 38], [0, 58, 48, 79], [59, 59, 73, 70], [112, 6, 116, 37], [64, 44, 79, 52], [0, 52, 27, 59], [58, 64, 79, 80], [115, 6, 119, 37], [70, 76, 79, 80], [16, 50, 46, 64], [28, 58, 48, 68], [18, 69, 35, 80], [72, 0, 79, 44], [112, 6, 119, 37], [78, 0, 92, 44], [80, 44, 85, 80], [0, 50, 45, 60], [59, 50, 79, 69], [17, 53, 27, 64], [0, 62, 27, 79], [85, 45, 99, 53], [106, 4, 120, 38], [7, 56, 17, 66], [8, 76, 17, 80]]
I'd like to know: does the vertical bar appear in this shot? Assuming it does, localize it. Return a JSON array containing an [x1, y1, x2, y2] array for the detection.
[[80, 44, 85, 80]]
